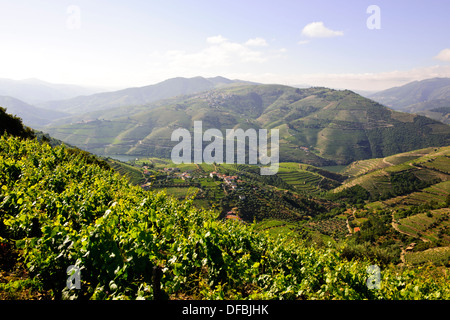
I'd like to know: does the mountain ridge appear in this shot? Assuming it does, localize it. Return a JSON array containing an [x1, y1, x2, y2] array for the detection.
[[368, 78, 450, 124], [44, 84, 450, 166], [36, 76, 256, 114], [369, 77, 450, 110]]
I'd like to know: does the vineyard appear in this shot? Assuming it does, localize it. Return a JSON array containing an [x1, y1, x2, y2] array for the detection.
[[1, 135, 450, 300], [277, 163, 337, 194], [397, 208, 450, 244], [341, 158, 389, 177]]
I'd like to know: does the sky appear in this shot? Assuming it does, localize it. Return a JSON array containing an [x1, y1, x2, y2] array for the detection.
[[0, 0, 449, 92]]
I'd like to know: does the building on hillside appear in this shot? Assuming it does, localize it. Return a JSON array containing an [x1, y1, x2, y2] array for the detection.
[[180, 172, 191, 180], [225, 209, 242, 221]]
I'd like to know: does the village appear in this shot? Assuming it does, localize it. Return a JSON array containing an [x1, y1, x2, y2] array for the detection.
[[138, 164, 249, 221]]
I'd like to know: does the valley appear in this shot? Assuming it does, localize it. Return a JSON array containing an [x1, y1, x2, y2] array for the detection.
[[41, 82, 450, 167], [104, 144, 450, 268], [1, 77, 450, 301]]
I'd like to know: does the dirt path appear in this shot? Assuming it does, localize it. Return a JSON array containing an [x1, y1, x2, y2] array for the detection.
[[408, 162, 423, 170], [345, 209, 357, 236], [391, 211, 430, 242], [390, 211, 431, 265], [382, 157, 394, 166], [346, 219, 352, 235], [400, 248, 406, 264]]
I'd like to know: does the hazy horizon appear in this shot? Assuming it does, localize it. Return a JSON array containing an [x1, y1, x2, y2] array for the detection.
[[1, 0, 449, 92]]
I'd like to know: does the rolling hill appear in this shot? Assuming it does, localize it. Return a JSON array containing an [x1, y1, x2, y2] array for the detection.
[[37, 76, 252, 114], [332, 146, 450, 265], [44, 84, 450, 166]]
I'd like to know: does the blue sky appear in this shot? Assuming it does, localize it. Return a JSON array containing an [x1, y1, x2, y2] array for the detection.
[[0, 0, 449, 91]]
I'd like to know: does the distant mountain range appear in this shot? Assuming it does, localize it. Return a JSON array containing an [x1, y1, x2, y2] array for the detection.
[[0, 76, 254, 128], [36, 76, 253, 114], [0, 75, 449, 166], [0, 78, 102, 104], [369, 77, 450, 124], [0, 96, 69, 127], [43, 83, 450, 166]]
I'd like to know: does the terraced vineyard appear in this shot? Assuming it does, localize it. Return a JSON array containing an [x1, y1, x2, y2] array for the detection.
[[335, 147, 450, 198], [341, 158, 388, 177], [333, 170, 390, 194], [397, 208, 450, 244], [277, 163, 326, 194], [417, 155, 450, 174], [375, 181, 450, 209], [405, 246, 450, 266], [2, 104, 450, 300], [5, 134, 449, 300], [341, 147, 447, 178]]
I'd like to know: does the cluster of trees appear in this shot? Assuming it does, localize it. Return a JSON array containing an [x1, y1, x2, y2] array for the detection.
[[0, 107, 34, 139], [389, 171, 436, 195], [343, 210, 402, 266], [395, 200, 446, 219], [217, 183, 327, 223], [355, 211, 392, 244], [366, 116, 449, 159], [369, 171, 441, 201], [328, 170, 442, 205], [327, 185, 371, 205]]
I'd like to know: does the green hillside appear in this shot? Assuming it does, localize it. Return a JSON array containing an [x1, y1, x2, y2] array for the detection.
[[1, 108, 450, 300], [329, 146, 450, 268], [44, 84, 450, 166], [1, 135, 450, 300], [99, 150, 450, 271]]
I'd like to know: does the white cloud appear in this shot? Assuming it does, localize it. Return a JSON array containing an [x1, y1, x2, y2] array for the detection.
[[301, 21, 344, 38], [435, 48, 450, 62], [206, 35, 228, 45], [151, 36, 272, 73], [245, 37, 268, 47]]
